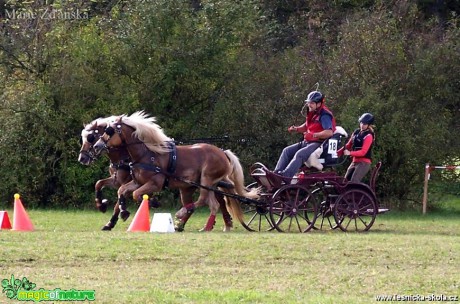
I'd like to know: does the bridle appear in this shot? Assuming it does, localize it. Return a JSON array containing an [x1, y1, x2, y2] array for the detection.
[[79, 129, 104, 161]]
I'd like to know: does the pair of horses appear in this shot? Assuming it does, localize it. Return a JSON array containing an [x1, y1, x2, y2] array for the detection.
[[78, 111, 259, 231]]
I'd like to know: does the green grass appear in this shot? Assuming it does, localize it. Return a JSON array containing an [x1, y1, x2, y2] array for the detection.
[[1, 204, 459, 304]]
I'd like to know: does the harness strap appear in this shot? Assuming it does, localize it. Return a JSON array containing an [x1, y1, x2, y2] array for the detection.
[[110, 161, 131, 171], [129, 141, 177, 190], [163, 141, 177, 189], [130, 162, 162, 173]]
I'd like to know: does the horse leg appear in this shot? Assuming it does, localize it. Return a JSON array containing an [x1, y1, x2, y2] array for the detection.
[[102, 202, 120, 231], [103, 169, 131, 229], [118, 195, 130, 221], [174, 187, 196, 232], [216, 192, 233, 232], [174, 203, 195, 232], [202, 191, 219, 232], [117, 181, 140, 221], [191, 183, 218, 232], [95, 176, 116, 213]]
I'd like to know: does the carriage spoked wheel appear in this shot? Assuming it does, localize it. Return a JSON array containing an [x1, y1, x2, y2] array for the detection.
[[269, 184, 317, 233], [333, 188, 377, 232], [240, 182, 276, 232], [309, 188, 342, 230]]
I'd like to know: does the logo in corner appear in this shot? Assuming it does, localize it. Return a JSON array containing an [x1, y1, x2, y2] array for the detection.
[[2, 275, 95, 302]]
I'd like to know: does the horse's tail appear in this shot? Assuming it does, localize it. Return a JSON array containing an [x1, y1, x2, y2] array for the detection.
[[223, 150, 260, 224]]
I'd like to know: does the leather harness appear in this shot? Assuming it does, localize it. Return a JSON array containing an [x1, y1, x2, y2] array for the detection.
[[129, 141, 177, 190]]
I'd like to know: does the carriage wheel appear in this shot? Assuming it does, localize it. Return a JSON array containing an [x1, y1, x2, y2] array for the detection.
[[333, 189, 377, 232], [310, 188, 341, 230], [269, 184, 317, 233], [240, 182, 275, 232]]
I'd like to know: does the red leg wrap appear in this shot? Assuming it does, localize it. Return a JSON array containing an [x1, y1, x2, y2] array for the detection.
[[204, 214, 216, 231]]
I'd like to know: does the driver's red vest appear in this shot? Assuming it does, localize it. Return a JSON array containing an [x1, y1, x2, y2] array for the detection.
[[305, 105, 336, 141]]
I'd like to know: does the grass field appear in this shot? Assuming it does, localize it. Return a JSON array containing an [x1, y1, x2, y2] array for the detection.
[[1, 200, 459, 304]]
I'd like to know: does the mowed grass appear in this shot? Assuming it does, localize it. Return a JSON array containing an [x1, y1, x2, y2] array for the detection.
[[1, 202, 459, 304]]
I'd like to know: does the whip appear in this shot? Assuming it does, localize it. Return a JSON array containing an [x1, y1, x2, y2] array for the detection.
[[173, 135, 253, 145]]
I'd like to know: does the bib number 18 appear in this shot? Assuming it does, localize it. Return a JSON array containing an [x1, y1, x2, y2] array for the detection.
[[328, 139, 338, 158]]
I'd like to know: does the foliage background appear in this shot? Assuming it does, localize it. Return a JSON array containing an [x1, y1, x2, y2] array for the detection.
[[0, 0, 458, 209]]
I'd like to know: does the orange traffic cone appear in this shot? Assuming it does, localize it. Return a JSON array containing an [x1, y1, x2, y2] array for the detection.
[[127, 195, 150, 232], [0, 211, 12, 230], [13, 194, 34, 231]]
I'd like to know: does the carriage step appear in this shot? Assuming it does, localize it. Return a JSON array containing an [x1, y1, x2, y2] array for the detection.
[[378, 208, 390, 214], [217, 181, 234, 189], [365, 208, 390, 214]]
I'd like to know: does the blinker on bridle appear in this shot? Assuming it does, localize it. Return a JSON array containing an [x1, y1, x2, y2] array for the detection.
[[87, 132, 96, 144], [100, 123, 123, 149], [105, 126, 115, 137], [80, 129, 99, 145], [80, 129, 101, 161], [104, 123, 121, 138]]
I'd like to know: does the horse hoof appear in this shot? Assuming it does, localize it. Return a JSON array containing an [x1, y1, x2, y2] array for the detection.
[[174, 221, 185, 232], [98, 201, 108, 213], [101, 225, 112, 231], [120, 210, 130, 221]]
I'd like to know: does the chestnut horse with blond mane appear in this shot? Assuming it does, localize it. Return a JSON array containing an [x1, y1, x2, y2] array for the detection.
[[93, 111, 259, 231]]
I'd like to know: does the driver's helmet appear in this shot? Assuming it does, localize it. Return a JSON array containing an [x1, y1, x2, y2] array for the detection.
[[305, 91, 324, 103]]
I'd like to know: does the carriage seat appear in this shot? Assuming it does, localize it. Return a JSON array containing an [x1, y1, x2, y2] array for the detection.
[[304, 126, 348, 171]]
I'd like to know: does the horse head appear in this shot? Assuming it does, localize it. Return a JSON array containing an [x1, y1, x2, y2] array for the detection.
[[93, 115, 126, 155], [78, 116, 119, 165]]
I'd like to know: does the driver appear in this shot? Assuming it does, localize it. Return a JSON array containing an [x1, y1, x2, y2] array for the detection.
[[273, 90, 336, 178]]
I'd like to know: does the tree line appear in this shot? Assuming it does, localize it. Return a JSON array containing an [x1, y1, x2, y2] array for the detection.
[[0, 0, 458, 209]]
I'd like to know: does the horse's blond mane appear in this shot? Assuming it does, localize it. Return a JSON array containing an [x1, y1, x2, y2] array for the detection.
[[122, 111, 172, 154]]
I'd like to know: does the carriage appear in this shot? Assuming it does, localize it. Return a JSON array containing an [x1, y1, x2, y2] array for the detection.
[[80, 111, 387, 233], [242, 153, 384, 233], [210, 131, 387, 233]]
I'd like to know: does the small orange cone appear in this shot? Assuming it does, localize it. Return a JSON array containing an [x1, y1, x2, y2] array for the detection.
[[0, 211, 12, 230], [127, 195, 150, 232], [13, 194, 34, 231]]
